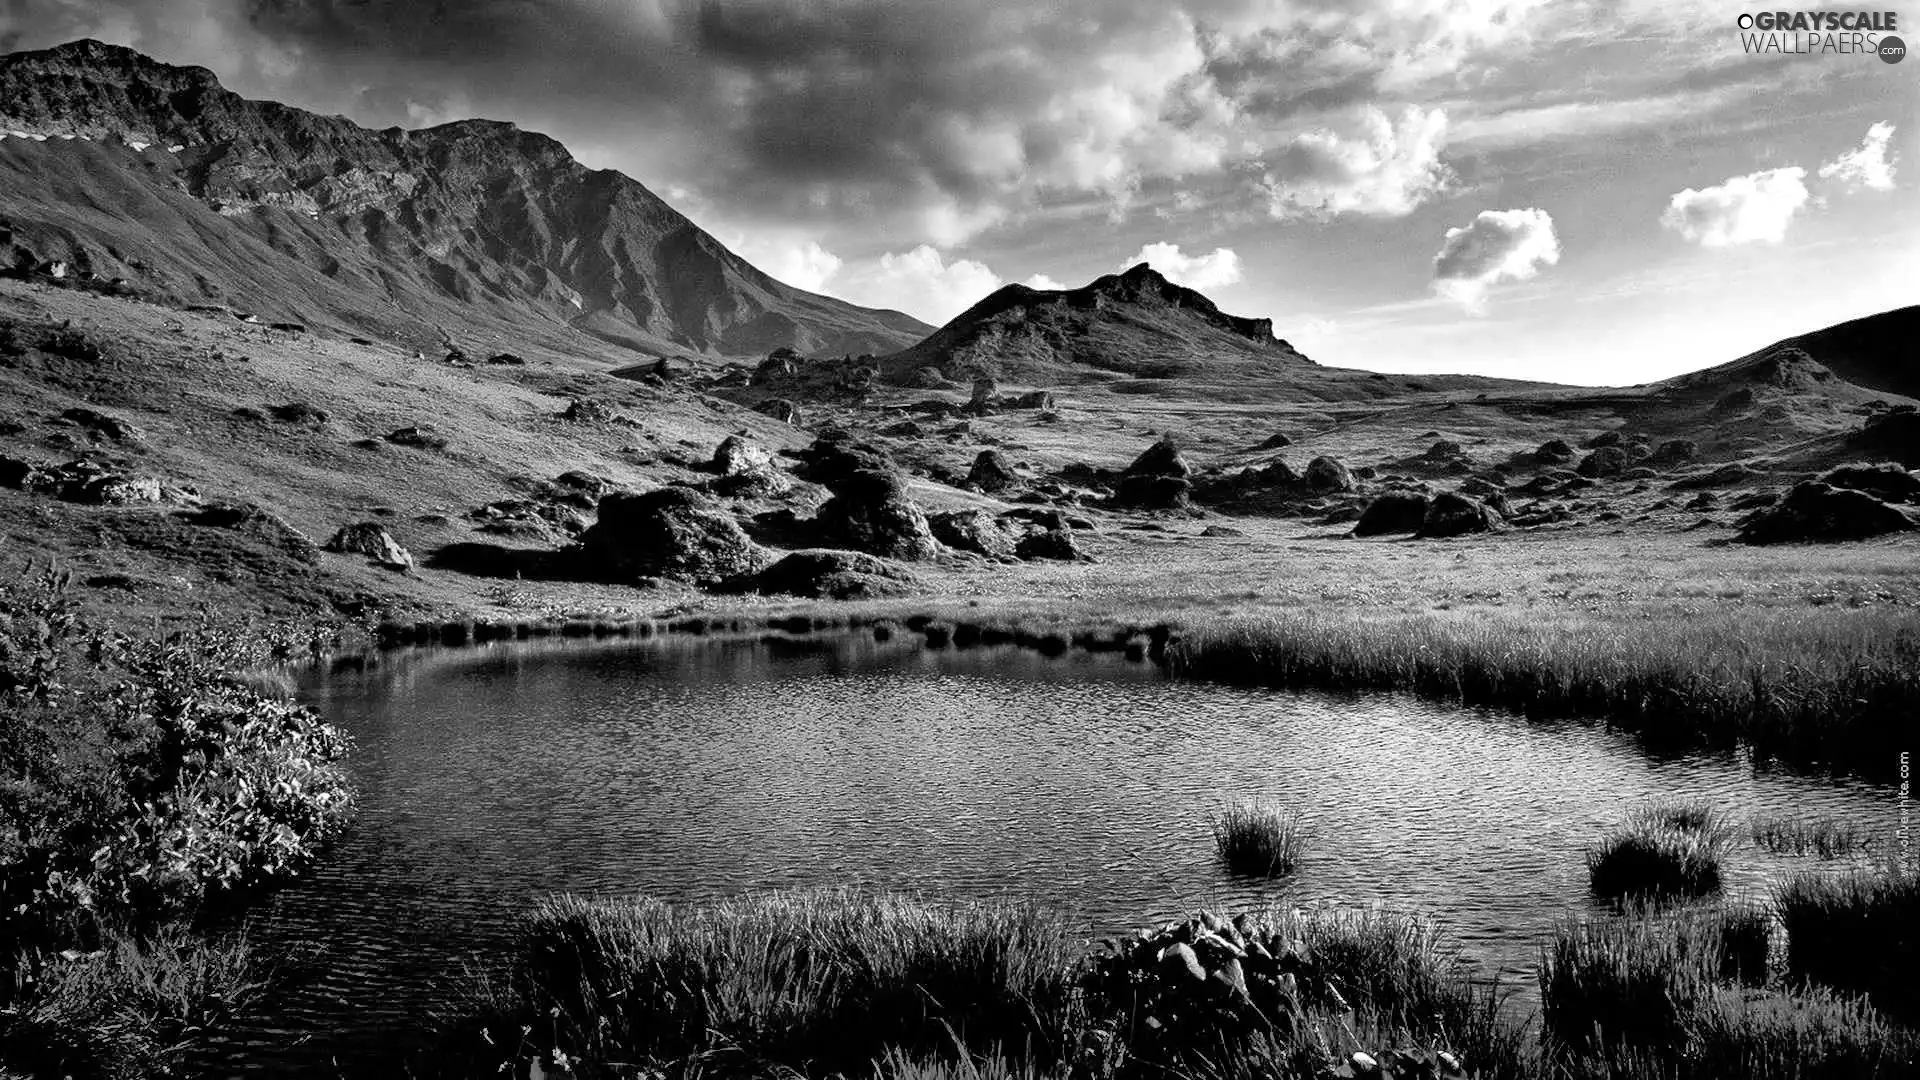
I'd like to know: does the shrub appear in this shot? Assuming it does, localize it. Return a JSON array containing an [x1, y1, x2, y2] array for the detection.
[[1208, 801, 1307, 877]]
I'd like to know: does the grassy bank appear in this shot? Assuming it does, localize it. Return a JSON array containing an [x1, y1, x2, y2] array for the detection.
[[0, 565, 354, 1076], [434, 884, 1920, 1080], [1163, 605, 1919, 779]]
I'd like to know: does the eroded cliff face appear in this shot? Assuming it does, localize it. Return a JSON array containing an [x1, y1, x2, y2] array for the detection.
[[0, 39, 930, 358]]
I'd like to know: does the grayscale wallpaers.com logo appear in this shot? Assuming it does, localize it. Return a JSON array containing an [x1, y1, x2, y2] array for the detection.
[[1737, 10, 1906, 61]]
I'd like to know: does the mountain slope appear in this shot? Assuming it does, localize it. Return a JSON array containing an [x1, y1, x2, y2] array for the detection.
[[0, 39, 930, 359]]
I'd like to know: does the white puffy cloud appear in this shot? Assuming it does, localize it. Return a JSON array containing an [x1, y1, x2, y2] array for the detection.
[[729, 237, 844, 293], [1262, 106, 1453, 219], [829, 245, 1007, 324], [1024, 273, 1069, 290], [1818, 122, 1898, 193], [1121, 242, 1244, 290], [1431, 208, 1560, 310], [1661, 167, 1809, 247]]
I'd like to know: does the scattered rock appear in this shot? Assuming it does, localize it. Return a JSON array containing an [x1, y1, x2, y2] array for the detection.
[[967, 376, 999, 415], [580, 488, 772, 584], [797, 436, 896, 487], [1352, 491, 1430, 537], [486, 352, 527, 366], [1007, 390, 1056, 410], [1200, 525, 1246, 538], [712, 435, 774, 478], [1251, 432, 1292, 451], [1127, 437, 1192, 480], [267, 402, 330, 426], [560, 398, 617, 424], [1737, 482, 1914, 545], [816, 470, 941, 560], [1647, 439, 1698, 467], [1304, 456, 1354, 493], [61, 407, 142, 441], [384, 425, 448, 450], [747, 549, 921, 599], [1423, 439, 1463, 461], [324, 522, 414, 570], [1583, 431, 1624, 449]]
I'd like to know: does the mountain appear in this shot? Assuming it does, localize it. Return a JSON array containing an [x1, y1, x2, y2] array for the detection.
[[0, 39, 930, 358], [878, 263, 1314, 387]]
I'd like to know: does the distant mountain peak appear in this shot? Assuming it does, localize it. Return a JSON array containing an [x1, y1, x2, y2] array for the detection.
[[877, 264, 1304, 387], [0, 39, 930, 357]]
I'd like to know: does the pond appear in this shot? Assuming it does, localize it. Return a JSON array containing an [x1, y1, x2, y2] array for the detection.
[[220, 630, 1898, 1074]]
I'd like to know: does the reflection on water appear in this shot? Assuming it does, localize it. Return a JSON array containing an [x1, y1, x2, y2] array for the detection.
[[221, 632, 1895, 1074]]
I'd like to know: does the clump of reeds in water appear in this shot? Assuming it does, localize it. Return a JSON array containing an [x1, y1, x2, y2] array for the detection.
[[1749, 813, 1873, 859], [1586, 801, 1737, 899], [1208, 801, 1307, 877], [1775, 862, 1920, 1022]]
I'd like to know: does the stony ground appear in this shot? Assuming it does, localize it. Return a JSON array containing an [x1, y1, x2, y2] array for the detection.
[[2, 277, 1916, 645]]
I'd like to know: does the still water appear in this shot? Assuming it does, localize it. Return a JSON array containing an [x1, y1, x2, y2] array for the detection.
[[217, 631, 1896, 1074]]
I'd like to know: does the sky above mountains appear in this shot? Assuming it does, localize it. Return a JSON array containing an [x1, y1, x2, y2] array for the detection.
[[3, 0, 1913, 384]]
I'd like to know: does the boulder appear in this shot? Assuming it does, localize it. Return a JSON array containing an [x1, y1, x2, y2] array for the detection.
[[747, 550, 921, 600], [815, 470, 940, 560], [712, 435, 774, 477], [1352, 491, 1430, 537], [1423, 439, 1463, 461], [1304, 455, 1354, 493], [1818, 462, 1920, 504], [324, 522, 414, 570], [1576, 446, 1629, 479], [900, 366, 951, 389], [1007, 390, 1056, 410], [1583, 431, 1624, 449], [486, 352, 527, 366], [1126, 436, 1191, 479], [1016, 527, 1087, 561], [1647, 439, 1698, 467], [967, 376, 999, 414], [929, 509, 1022, 558], [1848, 411, 1920, 466], [967, 449, 1019, 493], [797, 436, 896, 487], [1416, 492, 1499, 538], [754, 398, 802, 425], [1116, 474, 1193, 509], [1737, 482, 1914, 545], [1252, 432, 1292, 451], [580, 488, 772, 584], [1535, 439, 1576, 462], [267, 402, 330, 426]]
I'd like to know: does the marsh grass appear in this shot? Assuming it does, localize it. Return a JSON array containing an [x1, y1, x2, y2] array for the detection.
[[1586, 803, 1739, 899], [1775, 865, 1920, 1021], [1165, 608, 1920, 779], [1749, 814, 1874, 859], [0, 928, 267, 1079], [459, 889, 1078, 1076], [1208, 802, 1307, 877]]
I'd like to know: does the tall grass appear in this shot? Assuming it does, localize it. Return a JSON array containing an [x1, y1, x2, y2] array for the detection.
[[1208, 802, 1307, 877], [0, 928, 267, 1079], [1586, 803, 1738, 899], [450, 890, 1078, 1077], [1165, 608, 1920, 779], [1749, 814, 1874, 859], [1775, 865, 1920, 1021]]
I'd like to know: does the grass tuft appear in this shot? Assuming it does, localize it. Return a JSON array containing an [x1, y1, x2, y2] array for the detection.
[[1749, 814, 1873, 859], [1207, 801, 1307, 877], [1586, 803, 1736, 899]]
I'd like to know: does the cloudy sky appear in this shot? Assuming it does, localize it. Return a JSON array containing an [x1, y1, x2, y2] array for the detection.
[[3, 0, 1914, 384]]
